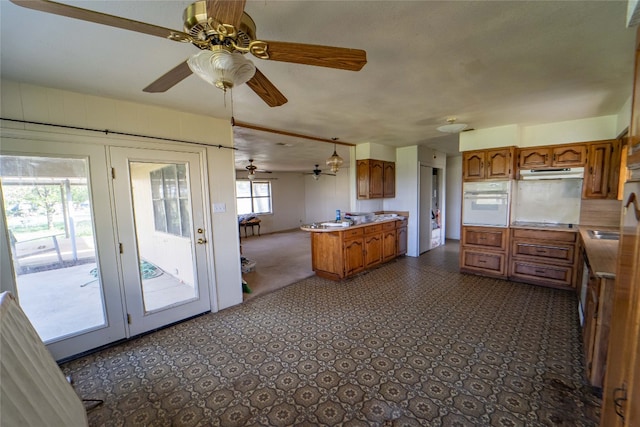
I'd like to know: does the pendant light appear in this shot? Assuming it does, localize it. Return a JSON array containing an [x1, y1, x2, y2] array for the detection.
[[326, 139, 344, 173]]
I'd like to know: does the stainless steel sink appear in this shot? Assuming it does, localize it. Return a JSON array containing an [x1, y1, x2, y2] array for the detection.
[[587, 230, 620, 240]]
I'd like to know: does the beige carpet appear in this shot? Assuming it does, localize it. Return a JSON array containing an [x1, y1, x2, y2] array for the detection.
[[61, 241, 600, 426], [241, 229, 314, 301]]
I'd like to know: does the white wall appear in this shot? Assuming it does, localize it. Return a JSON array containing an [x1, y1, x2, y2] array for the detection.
[[459, 116, 620, 152], [445, 156, 462, 240], [1, 80, 243, 311], [304, 170, 351, 223], [386, 146, 420, 257], [617, 95, 632, 136], [355, 142, 396, 162]]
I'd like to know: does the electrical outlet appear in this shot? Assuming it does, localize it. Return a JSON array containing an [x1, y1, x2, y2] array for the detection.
[[213, 202, 226, 213]]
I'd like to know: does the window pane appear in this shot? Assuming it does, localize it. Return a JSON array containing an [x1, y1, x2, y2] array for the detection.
[[165, 199, 180, 235], [153, 200, 167, 232], [150, 170, 163, 199], [237, 199, 252, 215], [236, 181, 251, 197], [252, 182, 270, 196], [254, 197, 271, 214], [177, 164, 189, 198], [163, 165, 177, 199], [179, 199, 191, 237]]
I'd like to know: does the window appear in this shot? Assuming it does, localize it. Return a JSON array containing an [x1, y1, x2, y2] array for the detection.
[[150, 164, 191, 237], [236, 180, 272, 215]]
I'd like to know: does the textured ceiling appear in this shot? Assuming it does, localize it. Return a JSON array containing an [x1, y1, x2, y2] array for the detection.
[[0, 0, 635, 173]]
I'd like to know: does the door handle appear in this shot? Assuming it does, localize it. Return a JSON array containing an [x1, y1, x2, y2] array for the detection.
[[613, 386, 627, 420], [197, 238, 207, 244]]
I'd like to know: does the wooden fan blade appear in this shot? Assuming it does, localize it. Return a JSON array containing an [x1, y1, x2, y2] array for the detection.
[[143, 61, 193, 93], [245, 68, 288, 107], [10, 0, 190, 40], [261, 41, 367, 71], [206, 0, 246, 29]]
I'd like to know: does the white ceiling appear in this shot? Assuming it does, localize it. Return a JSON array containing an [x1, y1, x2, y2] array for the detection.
[[0, 0, 635, 174]]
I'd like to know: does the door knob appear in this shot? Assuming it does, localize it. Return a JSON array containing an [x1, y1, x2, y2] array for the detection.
[[197, 238, 207, 244]]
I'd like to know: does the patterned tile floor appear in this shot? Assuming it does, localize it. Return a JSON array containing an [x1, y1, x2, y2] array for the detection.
[[62, 242, 600, 426]]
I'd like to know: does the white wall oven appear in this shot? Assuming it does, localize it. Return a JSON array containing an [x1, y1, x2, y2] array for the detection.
[[462, 181, 511, 227]]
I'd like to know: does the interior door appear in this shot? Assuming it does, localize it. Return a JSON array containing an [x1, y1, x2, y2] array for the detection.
[[110, 147, 211, 336], [0, 140, 126, 361], [419, 164, 433, 254]]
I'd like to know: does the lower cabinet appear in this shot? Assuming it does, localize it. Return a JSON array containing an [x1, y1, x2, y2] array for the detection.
[[508, 228, 578, 289], [311, 219, 407, 280], [460, 226, 509, 278], [582, 274, 614, 389]]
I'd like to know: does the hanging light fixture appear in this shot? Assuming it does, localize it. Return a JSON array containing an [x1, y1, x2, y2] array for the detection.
[[326, 139, 344, 173], [247, 172, 256, 180], [187, 46, 256, 91], [437, 117, 468, 134]]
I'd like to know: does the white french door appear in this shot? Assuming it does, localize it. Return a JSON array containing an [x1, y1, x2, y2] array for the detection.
[[0, 139, 126, 360], [109, 147, 211, 336]]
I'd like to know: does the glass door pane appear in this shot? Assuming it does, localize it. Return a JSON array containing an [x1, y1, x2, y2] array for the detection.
[[1, 155, 106, 342], [110, 147, 210, 336]]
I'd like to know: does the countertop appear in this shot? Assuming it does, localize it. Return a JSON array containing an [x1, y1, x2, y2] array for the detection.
[[300, 217, 405, 232], [578, 226, 619, 279]]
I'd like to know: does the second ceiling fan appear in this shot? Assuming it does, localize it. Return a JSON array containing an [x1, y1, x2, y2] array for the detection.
[[11, 0, 367, 107]]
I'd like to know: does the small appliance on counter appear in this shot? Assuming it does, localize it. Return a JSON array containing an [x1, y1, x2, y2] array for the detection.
[[343, 212, 374, 225]]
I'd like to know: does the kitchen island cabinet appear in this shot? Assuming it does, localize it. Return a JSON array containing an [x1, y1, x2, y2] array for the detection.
[[303, 218, 407, 280]]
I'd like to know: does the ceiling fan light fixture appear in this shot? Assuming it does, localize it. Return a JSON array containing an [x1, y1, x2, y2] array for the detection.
[[326, 143, 344, 173], [247, 172, 256, 180], [437, 118, 468, 134], [187, 47, 256, 91]]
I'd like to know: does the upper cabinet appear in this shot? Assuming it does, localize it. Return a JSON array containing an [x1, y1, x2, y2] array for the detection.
[[462, 147, 515, 181], [518, 144, 586, 169], [357, 159, 395, 199], [583, 140, 620, 199]]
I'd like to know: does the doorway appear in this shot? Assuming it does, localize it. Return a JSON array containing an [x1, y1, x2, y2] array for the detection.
[[0, 140, 212, 359]]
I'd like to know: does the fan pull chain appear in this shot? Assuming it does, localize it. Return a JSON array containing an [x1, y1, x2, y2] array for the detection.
[[230, 89, 236, 126]]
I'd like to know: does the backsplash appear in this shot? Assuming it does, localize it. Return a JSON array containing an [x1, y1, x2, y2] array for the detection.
[[579, 199, 622, 227], [512, 180, 583, 225]]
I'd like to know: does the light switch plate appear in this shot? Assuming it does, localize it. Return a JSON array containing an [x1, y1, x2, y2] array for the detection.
[[213, 202, 226, 213]]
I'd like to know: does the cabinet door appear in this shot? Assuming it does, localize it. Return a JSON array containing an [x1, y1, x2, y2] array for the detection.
[[486, 148, 514, 179], [462, 151, 485, 181], [552, 145, 586, 167], [343, 238, 364, 277], [357, 160, 370, 199], [364, 233, 383, 268], [382, 230, 397, 261], [396, 226, 408, 256], [519, 148, 551, 169], [383, 161, 395, 198], [369, 160, 384, 198], [583, 142, 612, 199]]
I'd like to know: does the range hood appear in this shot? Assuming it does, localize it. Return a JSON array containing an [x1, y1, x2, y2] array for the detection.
[[519, 167, 585, 180]]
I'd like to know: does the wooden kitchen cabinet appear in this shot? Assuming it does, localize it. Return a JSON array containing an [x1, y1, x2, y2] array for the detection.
[[582, 273, 615, 389], [462, 147, 515, 181], [508, 228, 578, 289], [583, 140, 619, 199], [382, 221, 397, 262], [364, 224, 383, 268], [396, 219, 408, 256], [310, 219, 407, 280], [518, 144, 586, 169], [460, 226, 509, 277], [357, 159, 395, 199]]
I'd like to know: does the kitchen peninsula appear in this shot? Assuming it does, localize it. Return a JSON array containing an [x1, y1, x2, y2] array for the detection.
[[301, 212, 408, 280]]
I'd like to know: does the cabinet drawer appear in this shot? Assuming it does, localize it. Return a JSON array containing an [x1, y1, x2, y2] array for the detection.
[[511, 228, 576, 243], [364, 224, 383, 234], [395, 219, 408, 229], [510, 260, 573, 287], [462, 227, 507, 250], [512, 240, 575, 264], [461, 249, 506, 276], [382, 221, 397, 231], [342, 228, 363, 239]]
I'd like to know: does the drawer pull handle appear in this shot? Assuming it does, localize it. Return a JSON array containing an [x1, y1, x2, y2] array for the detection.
[[478, 260, 486, 263], [535, 270, 546, 274]]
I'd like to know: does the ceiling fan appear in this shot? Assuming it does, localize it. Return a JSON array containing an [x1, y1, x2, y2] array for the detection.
[[245, 159, 272, 180], [10, 0, 368, 107], [304, 164, 336, 180]]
